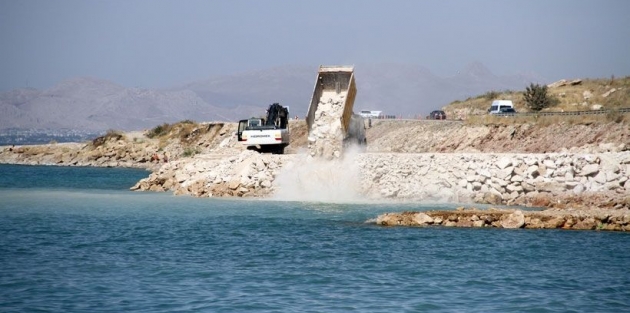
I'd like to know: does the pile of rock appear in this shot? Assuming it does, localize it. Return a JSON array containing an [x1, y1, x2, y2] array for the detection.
[[129, 149, 629, 211], [307, 91, 347, 159], [131, 150, 290, 197], [358, 152, 630, 206], [548, 79, 582, 88], [375, 208, 630, 231]]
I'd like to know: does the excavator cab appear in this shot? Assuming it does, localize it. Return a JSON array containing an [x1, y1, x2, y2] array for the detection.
[[237, 119, 248, 141], [248, 118, 263, 128]]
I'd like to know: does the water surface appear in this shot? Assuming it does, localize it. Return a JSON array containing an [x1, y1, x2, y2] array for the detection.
[[1, 164, 629, 312]]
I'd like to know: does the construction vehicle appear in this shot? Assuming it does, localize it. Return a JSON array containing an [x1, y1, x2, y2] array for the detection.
[[306, 66, 366, 158], [237, 103, 290, 154]]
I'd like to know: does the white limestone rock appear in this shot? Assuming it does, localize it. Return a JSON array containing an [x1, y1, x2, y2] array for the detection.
[[501, 210, 525, 229], [580, 164, 600, 177]]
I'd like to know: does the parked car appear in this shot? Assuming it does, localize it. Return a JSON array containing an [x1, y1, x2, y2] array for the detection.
[[428, 110, 447, 120]]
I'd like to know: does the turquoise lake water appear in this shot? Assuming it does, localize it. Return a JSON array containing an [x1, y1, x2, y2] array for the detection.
[[0, 163, 629, 312]]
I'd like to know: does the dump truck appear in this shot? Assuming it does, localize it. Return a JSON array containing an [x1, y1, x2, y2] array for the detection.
[[306, 66, 366, 159], [237, 103, 290, 154]]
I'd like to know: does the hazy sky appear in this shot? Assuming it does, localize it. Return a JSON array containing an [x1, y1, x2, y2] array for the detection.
[[1, 0, 629, 91]]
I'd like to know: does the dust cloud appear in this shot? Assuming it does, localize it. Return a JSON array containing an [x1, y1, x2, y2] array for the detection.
[[271, 145, 367, 203]]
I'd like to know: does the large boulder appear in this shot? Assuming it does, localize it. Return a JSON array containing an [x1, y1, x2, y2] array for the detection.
[[412, 213, 434, 225], [501, 210, 525, 229], [580, 164, 599, 177], [480, 192, 502, 205]]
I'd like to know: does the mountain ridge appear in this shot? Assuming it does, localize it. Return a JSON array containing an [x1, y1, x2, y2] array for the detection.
[[0, 62, 542, 131]]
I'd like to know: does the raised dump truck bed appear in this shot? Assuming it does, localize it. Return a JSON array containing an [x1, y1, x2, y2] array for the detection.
[[306, 66, 357, 133], [306, 66, 364, 159]]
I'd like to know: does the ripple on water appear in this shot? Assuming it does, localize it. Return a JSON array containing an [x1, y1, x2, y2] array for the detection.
[[1, 166, 630, 312]]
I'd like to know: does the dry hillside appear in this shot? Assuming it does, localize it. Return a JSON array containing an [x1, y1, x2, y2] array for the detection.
[[443, 76, 630, 119], [365, 120, 629, 154]]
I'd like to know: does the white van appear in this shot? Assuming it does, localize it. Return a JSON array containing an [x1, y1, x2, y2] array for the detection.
[[488, 100, 514, 114], [359, 110, 383, 118]]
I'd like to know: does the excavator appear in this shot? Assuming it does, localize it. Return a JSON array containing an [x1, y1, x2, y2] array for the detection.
[[237, 103, 290, 154]]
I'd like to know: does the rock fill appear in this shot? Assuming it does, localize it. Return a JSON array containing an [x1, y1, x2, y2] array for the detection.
[[307, 91, 346, 160], [358, 152, 630, 206], [374, 208, 630, 231]]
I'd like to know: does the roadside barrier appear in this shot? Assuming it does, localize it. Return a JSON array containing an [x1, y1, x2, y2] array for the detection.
[[490, 107, 630, 117]]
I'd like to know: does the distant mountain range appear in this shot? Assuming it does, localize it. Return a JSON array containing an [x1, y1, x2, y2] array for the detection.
[[0, 63, 543, 131]]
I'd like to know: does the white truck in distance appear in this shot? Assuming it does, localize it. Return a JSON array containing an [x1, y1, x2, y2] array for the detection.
[[488, 100, 515, 114], [359, 110, 382, 118], [237, 103, 290, 154]]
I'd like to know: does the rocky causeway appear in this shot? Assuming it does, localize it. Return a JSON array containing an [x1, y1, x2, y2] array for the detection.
[[1, 119, 629, 231]]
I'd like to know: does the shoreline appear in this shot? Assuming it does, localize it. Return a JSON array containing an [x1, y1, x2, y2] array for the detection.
[[2, 149, 628, 232], [1, 120, 629, 232]]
